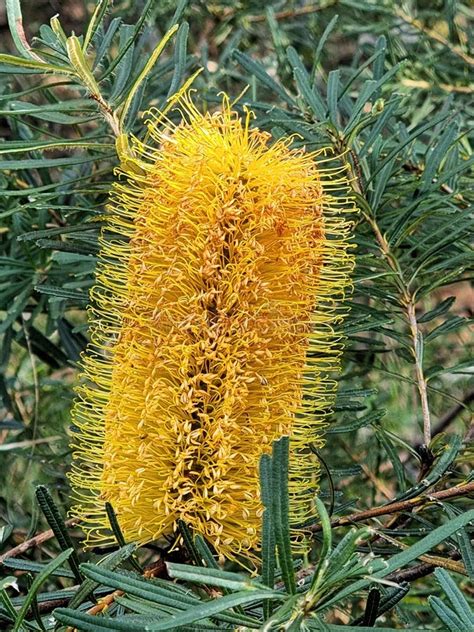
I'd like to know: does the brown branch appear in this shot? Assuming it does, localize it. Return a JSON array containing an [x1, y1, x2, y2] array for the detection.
[[0, 518, 79, 564], [374, 531, 466, 575], [395, 9, 474, 67], [387, 551, 462, 584], [400, 78, 474, 95], [37, 597, 73, 614], [389, 561, 436, 583], [433, 388, 474, 437], [247, 2, 338, 23], [309, 481, 474, 532]]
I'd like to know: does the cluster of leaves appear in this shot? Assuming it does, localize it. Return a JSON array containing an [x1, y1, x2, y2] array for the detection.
[[2, 440, 473, 631], [0, 0, 472, 630]]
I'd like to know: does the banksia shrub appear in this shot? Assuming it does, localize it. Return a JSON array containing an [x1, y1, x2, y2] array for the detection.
[[4, 3, 474, 629], [69, 94, 355, 561]]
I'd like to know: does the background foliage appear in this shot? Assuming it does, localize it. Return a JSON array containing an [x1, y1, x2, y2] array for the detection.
[[0, 0, 472, 630]]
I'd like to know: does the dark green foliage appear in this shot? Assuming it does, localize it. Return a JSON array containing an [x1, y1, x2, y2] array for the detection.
[[0, 0, 472, 630]]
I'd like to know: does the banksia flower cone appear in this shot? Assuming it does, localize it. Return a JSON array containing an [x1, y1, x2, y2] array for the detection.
[[69, 93, 356, 561]]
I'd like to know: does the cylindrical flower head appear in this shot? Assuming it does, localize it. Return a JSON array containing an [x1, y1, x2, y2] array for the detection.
[[69, 94, 356, 561]]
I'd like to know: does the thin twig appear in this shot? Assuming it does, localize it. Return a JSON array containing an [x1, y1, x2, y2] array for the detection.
[[411, 387, 474, 454], [247, 1, 338, 23], [86, 590, 124, 615], [309, 481, 474, 532], [0, 519, 79, 564], [400, 78, 474, 95], [37, 597, 73, 614], [395, 8, 474, 67], [361, 210, 432, 448], [433, 388, 474, 437], [406, 301, 431, 446], [88, 93, 121, 137], [374, 531, 466, 575], [386, 551, 461, 584]]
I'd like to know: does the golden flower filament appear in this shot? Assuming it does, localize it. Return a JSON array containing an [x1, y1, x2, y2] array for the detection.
[[69, 94, 355, 561]]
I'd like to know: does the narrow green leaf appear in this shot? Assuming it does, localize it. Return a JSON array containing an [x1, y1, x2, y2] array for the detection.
[[0, 139, 113, 154], [167, 22, 189, 97], [119, 24, 179, 129], [373, 35, 387, 82], [54, 610, 157, 632], [293, 67, 326, 121], [177, 520, 202, 566], [421, 122, 459, 191], [367, 112, 451, 184], [2, 558, 75, 579], [99, 0, 155, 80], [0, 154, 114, 170], [0, 283, 32, 334], [309, 497, 332, 592], [314, 626, 425, 632], [93, 17, 122, 70], [167, 562, 268, 592], [122, 74, 148, 131], [344, 80, 378, 135], [35, 285, 88, 303], [168, 0, 189, 28], [272, 437, 296, 595], [6, 0, 40, 59], [233, 50, 297, 106], [0, 578, 18, 621], [68, 544, 137, 609], [312, 15, 339, 75], [35, 238, 98, 255], [320, 510, 474, 611], [327, 70, 340, 125], [359, 97, 401, 158], [5, 106, 98, 124], [35, 486, 82, 583], [425, 316, 467, 342], [66, 34, 101, 97], [428, 595, 465, 632], [24, 572, 46, 631], [376, 428, 407, 492], [13, 548, 72, 632], [260, 453, 276, 591], [105, 503, 143, 573], [146, 589, 284, 631], [80, 564, 199, 608], [18, 223, 100, 242], [326, 410, 385, 434], [50, 15, 68, 47], [452, 522, 474, 581], [193, 536, 219, 570], [374, 583, 410, 620], [0, 53, 74, 75], [109, 24, 135, 102], [79, 564, 262, 627], [418, 297, 456, 323], [433, 568, 474, 628], [83, 0, 109, 52], [327, 527, 371, 576]]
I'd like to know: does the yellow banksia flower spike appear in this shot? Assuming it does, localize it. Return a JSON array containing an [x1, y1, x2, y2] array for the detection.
[[69, 91, 356, 562]]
